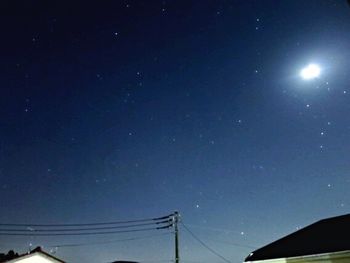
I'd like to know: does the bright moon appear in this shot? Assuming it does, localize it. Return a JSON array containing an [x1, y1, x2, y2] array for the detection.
[[300, 64, 321, 80]]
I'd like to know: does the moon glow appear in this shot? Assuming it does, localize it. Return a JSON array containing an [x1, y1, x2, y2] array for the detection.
[[300, 64, 321, 80]]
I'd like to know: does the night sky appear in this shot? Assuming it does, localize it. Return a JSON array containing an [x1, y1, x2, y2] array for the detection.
[[1, 1, 350, 263]]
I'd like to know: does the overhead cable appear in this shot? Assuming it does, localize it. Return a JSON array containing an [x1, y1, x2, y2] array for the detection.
[[0, 224, 172, 236], [0, 220, 171, 232], [0, 214, 174, 227], [181, 222, 232, 263]]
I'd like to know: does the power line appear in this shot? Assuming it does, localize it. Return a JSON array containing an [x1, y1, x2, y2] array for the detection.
[[49, 232, 172, 248], [202, 238, 257, 250], [183, 223, 245, 235], [0, 225, 172, 237], [0, 220, 171, 232], [181, 222, 232, 263], [0, 214, 174, 227]]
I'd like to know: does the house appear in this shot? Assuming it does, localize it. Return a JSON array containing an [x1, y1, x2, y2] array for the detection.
[[245, 214, 350, 263], [0, 247, 65, 263]]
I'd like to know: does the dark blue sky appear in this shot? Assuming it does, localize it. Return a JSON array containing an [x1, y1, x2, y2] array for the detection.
[[1, 1, 350, 262]]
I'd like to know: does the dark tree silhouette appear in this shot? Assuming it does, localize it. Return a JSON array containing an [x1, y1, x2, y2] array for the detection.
[[0, 250, 19, 262]]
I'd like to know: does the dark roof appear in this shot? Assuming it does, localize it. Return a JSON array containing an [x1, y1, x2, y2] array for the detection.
[[245, 214, 350, 261], [0, 247, 65, 263]]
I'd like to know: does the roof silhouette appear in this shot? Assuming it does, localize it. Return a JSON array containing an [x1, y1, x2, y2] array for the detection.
[[245, 214, 350, 261]]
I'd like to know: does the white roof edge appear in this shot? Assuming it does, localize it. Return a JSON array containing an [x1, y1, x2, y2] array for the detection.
[[5, 251, 64, 263], [245, 250, 350, 263]]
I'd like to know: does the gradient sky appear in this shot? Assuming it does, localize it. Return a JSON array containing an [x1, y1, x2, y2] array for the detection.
[[1, 1, 350, 263]]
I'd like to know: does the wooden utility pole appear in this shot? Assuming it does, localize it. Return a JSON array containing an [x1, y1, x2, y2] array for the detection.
[[174, 211, 180, 263]]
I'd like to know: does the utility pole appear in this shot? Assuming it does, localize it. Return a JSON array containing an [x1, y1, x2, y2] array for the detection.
[[174, 211, 180, 263]]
